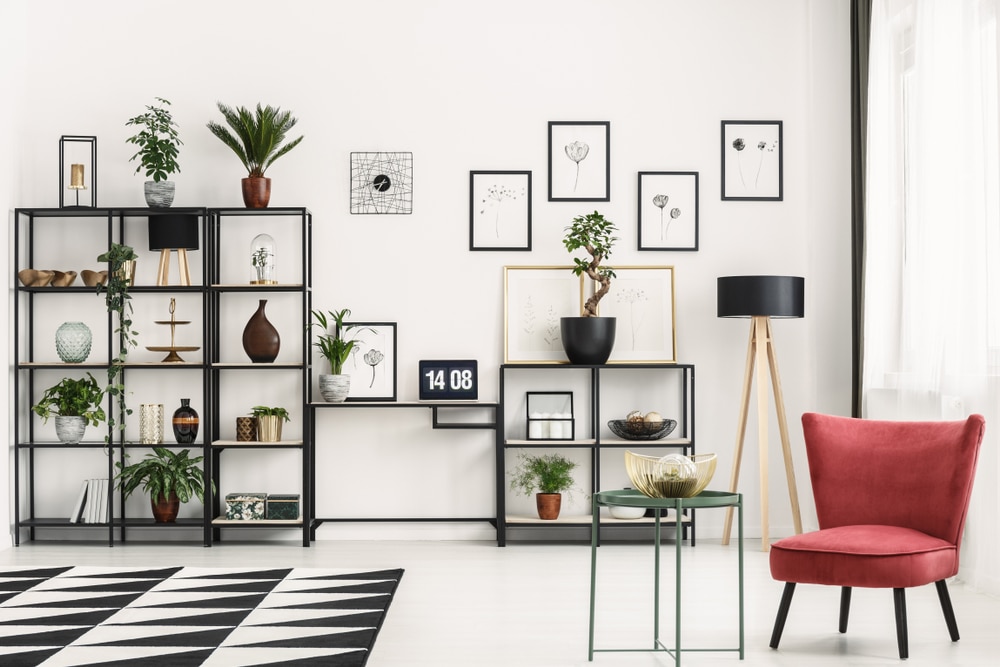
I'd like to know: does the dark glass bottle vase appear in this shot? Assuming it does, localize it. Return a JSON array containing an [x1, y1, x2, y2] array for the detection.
[[172, 398, 199, 444]]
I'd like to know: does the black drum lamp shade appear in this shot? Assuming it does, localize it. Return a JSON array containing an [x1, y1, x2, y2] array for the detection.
[[148, 214, 200, 251], [717, 275, 804, 319]]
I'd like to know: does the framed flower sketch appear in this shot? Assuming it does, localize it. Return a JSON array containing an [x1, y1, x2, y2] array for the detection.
[[342, 322, 397, 401], [350, 152, 413, 214], [548, 121, 610, 202], [637, 171, 699, 251], [596, 266, 677, 363], [504, 266, 584, 363], [721, 120, 783, 201], [470, 171, 532, 251]]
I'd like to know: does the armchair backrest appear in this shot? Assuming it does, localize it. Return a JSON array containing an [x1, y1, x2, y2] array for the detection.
[[801, 412, 984, 545]]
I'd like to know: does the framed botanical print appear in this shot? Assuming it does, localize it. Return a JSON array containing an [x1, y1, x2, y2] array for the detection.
[[638, 171, 699, 251], [548, 121, 610, 202], [721, 120, 783, 201]]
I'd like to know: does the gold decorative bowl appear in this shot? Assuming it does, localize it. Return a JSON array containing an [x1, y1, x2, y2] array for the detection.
[[625, 451, 717, 498]]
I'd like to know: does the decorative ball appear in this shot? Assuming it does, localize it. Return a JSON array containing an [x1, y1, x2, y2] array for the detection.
[[644, 411, 662, 423], [626, 410, 644, 422]]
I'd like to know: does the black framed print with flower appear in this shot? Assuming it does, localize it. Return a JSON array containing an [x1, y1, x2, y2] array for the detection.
[[637, 171, 699, 251], [548, 121, 610, 202], [470, 171, 532, 251], [342, 322, 397, 401], [721, 120, 782, 201]]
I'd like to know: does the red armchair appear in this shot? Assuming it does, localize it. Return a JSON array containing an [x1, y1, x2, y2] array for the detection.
[[768, 412, 985, 659]]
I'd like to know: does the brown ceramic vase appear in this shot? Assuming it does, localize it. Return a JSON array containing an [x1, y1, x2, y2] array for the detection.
[[242, 299, 280, 363], [242, 177, 271, 208], [151, 492, 180, 523], [536, 493, 562, 520]]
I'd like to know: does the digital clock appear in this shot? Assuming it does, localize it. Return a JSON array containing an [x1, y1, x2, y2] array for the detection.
[[419, 360, 479, 401]]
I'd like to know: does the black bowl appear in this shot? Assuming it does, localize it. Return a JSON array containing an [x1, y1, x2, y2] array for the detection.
[[608, 419, 678, 440]]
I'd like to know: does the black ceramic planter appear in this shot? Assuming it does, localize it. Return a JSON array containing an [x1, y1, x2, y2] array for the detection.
[[560, 316, 616, 365]]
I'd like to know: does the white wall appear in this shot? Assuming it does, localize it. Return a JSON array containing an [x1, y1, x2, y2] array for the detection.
[[2, 0, 852, 543]]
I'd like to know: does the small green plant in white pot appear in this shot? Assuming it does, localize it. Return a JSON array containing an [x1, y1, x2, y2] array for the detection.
[[126, 97, 182, 207], [31, 374, 106, 444], [310, 308, 373, 403], [509, 451, 579, 520]]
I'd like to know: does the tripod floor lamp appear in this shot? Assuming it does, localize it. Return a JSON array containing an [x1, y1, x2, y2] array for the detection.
[[717, 275, 804, 551], [148, 213, 199, 286]]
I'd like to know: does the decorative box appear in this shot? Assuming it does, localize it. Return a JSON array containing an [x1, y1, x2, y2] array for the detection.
[[266, 493, 300, 520], [526, 391, 575, 440], [225, 492, 267, 520]]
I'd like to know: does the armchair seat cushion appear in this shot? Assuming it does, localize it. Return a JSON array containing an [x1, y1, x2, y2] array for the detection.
[[770, 525, 958, 589]]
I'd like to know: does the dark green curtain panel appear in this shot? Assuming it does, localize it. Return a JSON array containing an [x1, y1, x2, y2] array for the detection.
[[851, 0, 872, 418]]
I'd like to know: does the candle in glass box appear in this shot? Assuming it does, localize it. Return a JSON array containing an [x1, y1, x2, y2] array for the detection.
[[69, 163, 86, 189]]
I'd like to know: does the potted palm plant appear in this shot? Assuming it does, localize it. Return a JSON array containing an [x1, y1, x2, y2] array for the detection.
[[310, 308, 373, 403], [250, 405, 291, 442], [562, 210, 619, 364], [31, 374, 106, 444], [509, 451, 579, 520], [125, 97, 182, 207], [114, 447, 212, 523], [206, 102, 304, 208]]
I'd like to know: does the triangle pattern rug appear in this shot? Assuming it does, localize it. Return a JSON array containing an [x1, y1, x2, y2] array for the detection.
[[0, 565, 403, 666]]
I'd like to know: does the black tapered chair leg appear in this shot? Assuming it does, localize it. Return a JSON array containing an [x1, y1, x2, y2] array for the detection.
[[770, 582, 796, 649], [893, 588, 909, 660], [839, 586, 852, 633], [935, 579, 960, 641]]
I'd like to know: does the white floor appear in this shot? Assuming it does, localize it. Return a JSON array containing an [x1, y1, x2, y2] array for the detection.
[[1, 538, 997, 666]]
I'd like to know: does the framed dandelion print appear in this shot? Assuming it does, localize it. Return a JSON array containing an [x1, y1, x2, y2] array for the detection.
[[342, 322, 397, 401], [638, 171, 699, 251], [721, 120, 783, 201], [595, 266, 677, 363], [548, 121, 610, 202], [350, 151, 413, 214], [504, 266, 584, 363], [470, 170, 532, 251]]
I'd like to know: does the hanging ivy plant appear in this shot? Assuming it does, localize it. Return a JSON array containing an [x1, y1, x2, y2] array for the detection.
[[96, 243, 139, 444]]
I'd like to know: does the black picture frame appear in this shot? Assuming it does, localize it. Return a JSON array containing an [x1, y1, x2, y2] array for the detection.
[[469, 171, 532, 251], [548, 121, 610, 202], [721, 120, 783, 201], [637, 171, 699, 251], [342, 322, 397, 401]]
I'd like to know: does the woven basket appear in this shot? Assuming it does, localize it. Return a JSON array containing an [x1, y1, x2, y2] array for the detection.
[[625, 451, 718, 498], [607, 419, 677, 440]]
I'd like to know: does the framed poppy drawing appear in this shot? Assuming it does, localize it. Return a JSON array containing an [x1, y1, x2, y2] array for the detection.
[[548, 121, 610, 202], [637, 171, 699, 251], [470, 170, 532, 251], [721, 120, 782, 201], [341, 322, 397, 401]]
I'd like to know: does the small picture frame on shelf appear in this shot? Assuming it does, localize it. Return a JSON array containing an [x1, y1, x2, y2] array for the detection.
[[503, 266, 584, 364], [342, 321, 397, 401], [595, 265, 677, 363], [526, 391, 575, 440]]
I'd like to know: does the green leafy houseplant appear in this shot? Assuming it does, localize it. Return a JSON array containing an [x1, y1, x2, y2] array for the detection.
[[125, 97, 182, 182], [96, 243, 139, 443], [114, 447, 212, 505], [509, 451, 579, 496], [310, 308, 373, 375], [250, 406, 291, 422], [206, 102, 303, 178], [564, 210, 619, 317], [31, 374, 106, 426]]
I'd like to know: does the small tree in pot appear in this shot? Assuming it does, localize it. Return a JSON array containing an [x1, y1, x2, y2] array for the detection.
[[115, 447, 212, 523], [126, 97, 182, 207], [561, 210, 619, 364], [31, 374, 106, 444], [509, 451, 579, 520]]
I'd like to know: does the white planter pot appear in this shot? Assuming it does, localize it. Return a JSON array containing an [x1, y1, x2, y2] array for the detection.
[[319, 374, 351, 403], [144, 180, 175, 208], [54, 415, 87, 444]]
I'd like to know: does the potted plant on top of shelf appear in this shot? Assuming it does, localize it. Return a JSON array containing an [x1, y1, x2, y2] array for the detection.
[[114, 447, 213, 523], [251, 405, 291, 442], [310, 308, 374, 403], [96, 243, 139, 445], [31, 373, 106, 444], [509, 451, 579, 520], [205, 102, 304, 209], [561, 210, 619, 365], [126, 97, 182, 208]]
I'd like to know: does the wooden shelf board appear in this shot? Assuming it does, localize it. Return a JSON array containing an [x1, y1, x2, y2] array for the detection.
[[505, 513, 690, 525], [212, 517, 302, 526], [212, 440, 304, 447], [505, 439, 598, 446]]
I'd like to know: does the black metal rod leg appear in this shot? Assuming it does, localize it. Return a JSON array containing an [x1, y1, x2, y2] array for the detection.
[[893, 588, 908, 660], [839, 586, 852, 633], [935, 579, 960, 642], [770, 582, 796, 649]]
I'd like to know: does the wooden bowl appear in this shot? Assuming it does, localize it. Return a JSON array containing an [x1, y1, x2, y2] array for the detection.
[[17, 269, 54, 286], [50, 270, 78, 287], [81, 269, 108, 287]]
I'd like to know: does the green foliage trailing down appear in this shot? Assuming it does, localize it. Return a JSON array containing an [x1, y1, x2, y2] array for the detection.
[[509, 452, 579, 496], [310, 308, 375, 375], [206, 102, 304, 178], [125, 97, 182, 182], [96, 243, 139, 443], [115, 447, 212, 503], [250, 405, 291, 422], [563, 210, 619, 317], [31, 374, 106, 427]]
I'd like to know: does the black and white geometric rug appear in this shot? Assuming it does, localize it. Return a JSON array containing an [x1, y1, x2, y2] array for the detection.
[[0, 565, 403, 666]]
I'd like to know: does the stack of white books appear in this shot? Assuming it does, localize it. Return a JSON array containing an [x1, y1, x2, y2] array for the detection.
[[69, 478, 110, 524]]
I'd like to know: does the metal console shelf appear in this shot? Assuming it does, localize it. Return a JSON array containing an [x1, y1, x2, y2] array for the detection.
[[308, 401, 498, 539], [497, 363, 696, 547]]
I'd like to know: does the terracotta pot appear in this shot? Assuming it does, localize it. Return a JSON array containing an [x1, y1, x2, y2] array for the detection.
[[536, 492, 562, 520], [242, 177, 271, 208], [242, 299, 281, 363], [151, 492, 180, 523]]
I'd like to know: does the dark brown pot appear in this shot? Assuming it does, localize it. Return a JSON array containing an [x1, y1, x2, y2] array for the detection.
[[151, 492, 180, 523], [536, 493, 562, 520], [242, 177, 271, 208], [242, 299, 281, 363]]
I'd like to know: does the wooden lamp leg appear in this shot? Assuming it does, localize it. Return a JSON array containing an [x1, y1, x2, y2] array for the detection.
[[722, 317, 759, 545], [765, 317, 803, 535], [156, 249, 170, 286], [177, 249, 191, 286]]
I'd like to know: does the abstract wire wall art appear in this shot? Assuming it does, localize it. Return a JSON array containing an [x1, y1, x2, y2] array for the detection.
[[350, 151, 413, 214]]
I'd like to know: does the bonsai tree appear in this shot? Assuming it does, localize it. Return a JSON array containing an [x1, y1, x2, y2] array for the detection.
[[310, 308, 373, 375], [114, 447, 212, 522], [509, 451, 578, 496], [205, 102, 303, 178], [96, 243, 139, 444], [564, 210, 619, 317], [31, 373, 106, 426], [125, 97, 182, 183]]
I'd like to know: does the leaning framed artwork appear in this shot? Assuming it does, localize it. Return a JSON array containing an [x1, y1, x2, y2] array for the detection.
[[342, 322, 397, 401], [470, 171, 532, 251], [721, 120, 783, 201], [548, 121, 610, 202], [504, 266, 584, 363], [350, 152, 413, 214], [596, 266, 677, 363], [637, 171, 699, 251]]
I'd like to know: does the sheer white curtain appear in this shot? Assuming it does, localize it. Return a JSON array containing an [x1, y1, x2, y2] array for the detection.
[[865, 0, 1000, 595]]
